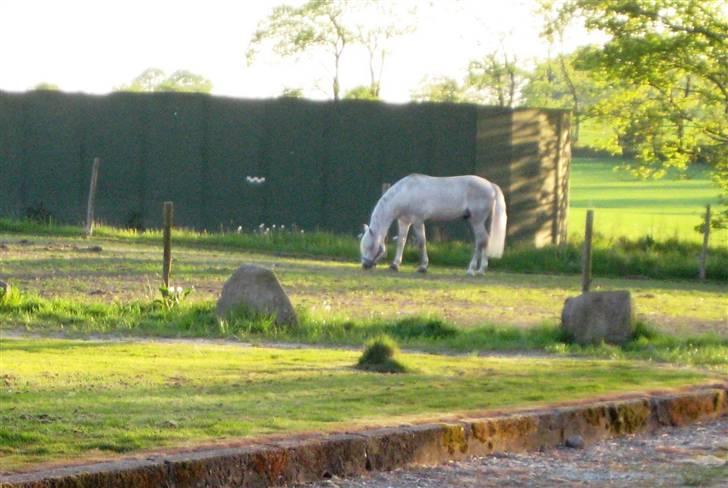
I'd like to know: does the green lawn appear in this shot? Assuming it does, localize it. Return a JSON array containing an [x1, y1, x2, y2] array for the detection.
[[569, 158, 726, 245], [0, 156, 726, 473], [0, 337, 717, 472]]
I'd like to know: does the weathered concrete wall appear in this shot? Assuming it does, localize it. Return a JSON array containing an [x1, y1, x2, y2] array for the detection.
[[476, 108, 571, 246], [2, 384, 724, 488]]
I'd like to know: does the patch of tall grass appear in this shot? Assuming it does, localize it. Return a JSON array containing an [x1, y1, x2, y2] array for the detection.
[[1, 218, 726, 281]]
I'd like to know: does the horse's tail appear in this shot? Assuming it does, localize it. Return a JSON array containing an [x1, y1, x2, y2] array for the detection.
[[485, 183, 507, 258]]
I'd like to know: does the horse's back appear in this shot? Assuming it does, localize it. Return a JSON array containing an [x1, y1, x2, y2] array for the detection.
[[401, 174, 494, 196], [391, 174, 496, 221]]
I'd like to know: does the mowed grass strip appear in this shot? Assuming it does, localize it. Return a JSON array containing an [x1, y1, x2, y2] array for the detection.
[[0, 338, 716, 472], [570, 158, 726, 245]]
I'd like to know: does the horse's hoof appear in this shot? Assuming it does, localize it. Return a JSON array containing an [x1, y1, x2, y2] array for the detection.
[[416, 266, 427, 273], [389, 264, 399, 272], [466, 270, 475, 276]]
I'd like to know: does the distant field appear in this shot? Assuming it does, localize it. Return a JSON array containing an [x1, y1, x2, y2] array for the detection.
[[569, 158, 726, 246]]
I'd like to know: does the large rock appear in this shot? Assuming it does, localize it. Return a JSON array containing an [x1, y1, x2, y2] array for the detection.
[[216, 265, 297, 326], [561, 290, 634, 346]]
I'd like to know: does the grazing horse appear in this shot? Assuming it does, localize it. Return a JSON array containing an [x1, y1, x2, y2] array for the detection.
[[360, 174, 507, 275]]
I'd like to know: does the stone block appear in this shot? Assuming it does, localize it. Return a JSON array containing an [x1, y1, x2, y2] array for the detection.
[[561, 290, 634, 345]]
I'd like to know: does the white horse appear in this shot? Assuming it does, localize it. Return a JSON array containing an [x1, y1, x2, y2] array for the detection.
[[360, 174, 507, 275]]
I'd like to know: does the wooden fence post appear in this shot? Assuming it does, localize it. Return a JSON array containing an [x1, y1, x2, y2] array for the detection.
[[162, 201, 174, 288], [84, 157, 101, 237], [581, 210, 594, 293], [699, 204, 711, 281]]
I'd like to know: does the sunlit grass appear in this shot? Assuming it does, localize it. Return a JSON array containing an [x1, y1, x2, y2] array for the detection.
[[1, 231, 725, 335], [2, 291, 727, 374], [570, 158, 726, 246], [0, 337, 717, 471]]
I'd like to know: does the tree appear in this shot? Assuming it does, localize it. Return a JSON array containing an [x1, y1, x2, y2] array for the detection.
[[465, 51, 527, 107], [344, 85, 379, 100], [33, 82, 60, 91], [116, 68, 212, 93], [350, 1, 418, 98], [546, 0, 728, 212], [412, 50, 528, 107], [248, 0, 419, 101], [156, 70, 212, 93], [521, 49, 607, 142], [280, 87, 304, 98], [411, 77, 468, 103], [118, 68, 167, 92], [248, 0, 351, 100]]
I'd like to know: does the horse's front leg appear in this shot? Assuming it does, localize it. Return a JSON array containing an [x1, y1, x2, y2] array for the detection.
[[412, 222, 429, 273], [390, 219, 411, 271]]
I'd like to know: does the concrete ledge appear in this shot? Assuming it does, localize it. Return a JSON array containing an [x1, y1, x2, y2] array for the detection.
[[2, 384, 726, 488]]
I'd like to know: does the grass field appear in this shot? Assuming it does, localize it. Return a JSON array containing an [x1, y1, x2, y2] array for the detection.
[[0, 337, 718, 472], [1, 235, 725, 337], [1, 156, 726, 473], [569, 158, 726, 246]]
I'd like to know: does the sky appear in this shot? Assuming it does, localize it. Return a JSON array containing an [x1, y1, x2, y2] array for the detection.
[[1, 0, 602, 103]]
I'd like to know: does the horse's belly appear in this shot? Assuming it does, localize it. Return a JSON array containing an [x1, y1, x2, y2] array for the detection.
[[425, 207, 468, 221]]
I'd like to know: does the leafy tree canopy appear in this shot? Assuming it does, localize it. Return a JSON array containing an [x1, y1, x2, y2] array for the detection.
[[116, 68, 212, 93], [546, 0, 727, 199], [247, 0, 351, 100], [247, 0, 418, 100], [33, 82, 60, 91], [411, 77, 468, 103], [344, 85, 379, 100]]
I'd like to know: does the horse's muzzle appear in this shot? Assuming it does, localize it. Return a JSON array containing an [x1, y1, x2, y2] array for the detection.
[[361, 259, 374, 270]]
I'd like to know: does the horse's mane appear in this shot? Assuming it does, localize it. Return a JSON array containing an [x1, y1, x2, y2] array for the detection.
[[369, 177, 409, 232]]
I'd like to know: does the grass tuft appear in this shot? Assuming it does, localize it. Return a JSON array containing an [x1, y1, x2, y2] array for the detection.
[[356, 335, 408, 373]]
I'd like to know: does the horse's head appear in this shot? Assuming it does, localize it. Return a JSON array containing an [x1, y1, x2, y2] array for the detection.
[[360, 224, 386, 270]]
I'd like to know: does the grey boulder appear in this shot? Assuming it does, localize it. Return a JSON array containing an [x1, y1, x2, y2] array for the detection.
[[216, 264, 297, 326], [561, 290, 634, 346]]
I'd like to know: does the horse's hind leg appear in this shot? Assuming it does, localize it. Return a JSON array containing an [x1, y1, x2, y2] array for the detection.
[[477, 223, 491, 274], [467, 222, 488, 276], [412, 222, 429, 273], [478, 244, 489, 274], [390, 219, 411, 271]]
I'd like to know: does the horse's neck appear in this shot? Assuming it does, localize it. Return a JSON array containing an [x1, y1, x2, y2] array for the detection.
[[369, 196, 398, 238]]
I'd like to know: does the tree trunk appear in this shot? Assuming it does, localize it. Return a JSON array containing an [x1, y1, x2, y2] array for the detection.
[[559, 55, 581, 144]]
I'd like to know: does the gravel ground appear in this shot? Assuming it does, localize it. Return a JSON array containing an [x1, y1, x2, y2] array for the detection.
[[301, 416, 728, 488]]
